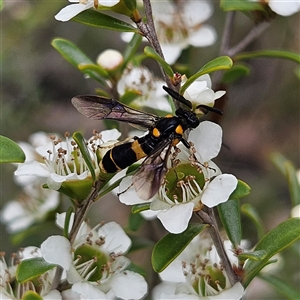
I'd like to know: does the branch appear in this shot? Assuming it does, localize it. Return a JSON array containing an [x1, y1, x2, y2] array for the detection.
[[135, 0, 172, 88], [227, 21, 270, 57], [196, 209, 240, 286], [69, 179, 104, 244]]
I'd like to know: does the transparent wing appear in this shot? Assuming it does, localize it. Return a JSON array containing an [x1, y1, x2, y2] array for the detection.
[[72, 95, 159, 129], [133, 139, 173, 200]]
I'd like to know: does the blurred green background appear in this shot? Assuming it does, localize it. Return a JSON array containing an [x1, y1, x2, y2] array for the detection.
[[1, 1, 299, 298]]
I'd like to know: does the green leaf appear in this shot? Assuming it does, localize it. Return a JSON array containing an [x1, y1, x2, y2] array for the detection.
[[123, 33, 143, 69], [221, 63, 251, 84], [243, 218, 300, 287], [16, 257, 57, 283], [0, 0, 4, 11], [64, 207, 74, 238], [220, 0, 265, 11], [128, 234, 154, 252], [128, 212, 145, 231], [218, 199, 241, 247], [52, 38, 105, 83], [270, 152, 300, 206], [241, 203, 265, 240], [229, 179, 251, 200], [234, 50, 300, 64], [180, 56, 233, 94], [120, 90, 142, 105], [0, 135, 26, 163], [144, 46, 174, 78], [123, 0, 137, 11], [73, 131, 96, 181], [238, 250, 268, 261], [259, 274, 300, 300], [78, 64, 109, 78], [131, 203, 151, 214], [72, 9, 139, 32], [152, 223, 206, 273]]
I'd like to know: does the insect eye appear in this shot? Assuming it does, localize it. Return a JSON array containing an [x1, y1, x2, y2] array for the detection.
[[152, 127, 161, 138]]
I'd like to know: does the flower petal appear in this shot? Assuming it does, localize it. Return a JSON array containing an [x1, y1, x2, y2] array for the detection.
[[111, 271, 147, 300], [119, 176, 147, 205], [188, 25, 217, 47], [100, 129, 121, 143], [98, 222, 131, 253], [208, 282, 244, 300], [201, 174, 238, 208], [157, 203, 194, 234], [14, 161, 50, 177], [43, 289, 62, 300], [189, 121, 222, 162], [41, 236, 72, 270], [55, 3, 94, 22], [99, 0, 120, 7], [72, 282, 108, 299], [159, 259, 186, 282], [161, 43, 185, 65]]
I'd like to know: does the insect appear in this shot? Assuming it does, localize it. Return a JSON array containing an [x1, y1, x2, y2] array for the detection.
[[71, 86, 222, 200]]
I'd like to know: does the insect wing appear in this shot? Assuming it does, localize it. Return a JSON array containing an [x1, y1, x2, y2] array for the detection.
[[71, 95, 159, 129], [133, 139, 173, 200]]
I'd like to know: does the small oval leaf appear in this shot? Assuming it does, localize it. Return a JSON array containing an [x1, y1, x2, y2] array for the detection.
[[16, 257, 57, 283], [72, 131, 96, 181], [222, 63, 251, 84], [180, 56, 233, 94], [72, 9, 139, 32], [131, 203, 151, 214], [243, 218, 300, 287], [241, 203, 265, 240], [144, 46, 174, 78], [0, 135, 26, 163], [220, 0, 265, 11], [234, 50, 300, 64], [52, 38, 105, 83], [270, 152, 300, 207], [259, 274, 300, 300], [229, 179, 251, 200], [218, 199, 241, 247], [152, 223, 206, 273]]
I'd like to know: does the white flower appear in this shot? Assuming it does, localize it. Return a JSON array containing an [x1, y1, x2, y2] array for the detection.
[[156, 236, 244, 299], [41, 221, 147, 299], [117, 65, 172, 112], [0, 183, 59, 233], [14, 130, 120, 193], [152, 0, 217, 64], [119, 121, 238, 234], [0, 248, 61, 300], [183, 74, 226, 109], [55, 0, 121, 22]]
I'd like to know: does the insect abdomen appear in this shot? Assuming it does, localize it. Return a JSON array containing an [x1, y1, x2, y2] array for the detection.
[[100, 135, 156, 173]]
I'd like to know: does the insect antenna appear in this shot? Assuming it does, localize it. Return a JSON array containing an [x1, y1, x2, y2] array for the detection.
[[196, 104, 223, 115], [162, 86, 192, 109]]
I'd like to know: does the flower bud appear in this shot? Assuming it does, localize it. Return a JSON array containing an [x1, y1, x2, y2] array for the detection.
[[96, 49, 123, 70]]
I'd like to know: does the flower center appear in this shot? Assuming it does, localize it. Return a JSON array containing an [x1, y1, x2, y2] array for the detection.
[[74, 244, 110, 282], [159, 163, 205, 206], [42, 133, 100, 177], [183, 252, 227, 297]]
